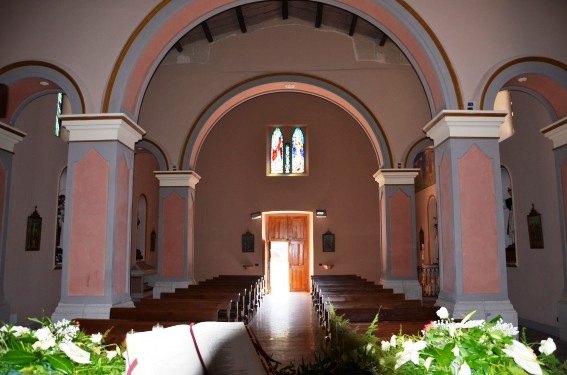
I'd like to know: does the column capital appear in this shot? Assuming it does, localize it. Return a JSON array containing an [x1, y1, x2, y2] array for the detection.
[[423, 110, 507, 145], [0, 122, 26, 152], [541, 116, 567, 149], [60, 113, 145, 150], [373, 168, 420, 186], [155, 171, 201, 188]]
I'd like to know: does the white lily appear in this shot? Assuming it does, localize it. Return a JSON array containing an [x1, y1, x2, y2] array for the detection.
[[502, 339, 542, 375], [539, 338, 556, 356], [59, 341, 91, 364], [395, 339, 427, 368], [436, 307, 449, 320]]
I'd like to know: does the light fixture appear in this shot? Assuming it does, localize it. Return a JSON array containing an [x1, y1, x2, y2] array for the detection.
[[518, 77, 528, 83], [39, 81, 50, 86], [315, 209, 327, 218], [250, 211, 261, 220]]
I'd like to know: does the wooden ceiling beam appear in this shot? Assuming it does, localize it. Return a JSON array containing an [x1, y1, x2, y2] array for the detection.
[[236, 6, 247, 33], [379, 32, 388, 46], [348, 14, 358, 36], [315, 3, 323, 28], [201, 21, 213, 43], [282, 0, 288, 20]]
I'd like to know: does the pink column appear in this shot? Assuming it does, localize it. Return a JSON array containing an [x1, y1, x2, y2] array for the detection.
[[374, 169, 422, 299], [541, 116, 567, 340], [424, 110, 517, 325], [52, 114, 145, 320], [153, 171, 201, 297], [0, 123, 25, 322]]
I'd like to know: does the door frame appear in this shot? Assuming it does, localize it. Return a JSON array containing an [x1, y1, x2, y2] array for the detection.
[[262, 211, 313, 293]]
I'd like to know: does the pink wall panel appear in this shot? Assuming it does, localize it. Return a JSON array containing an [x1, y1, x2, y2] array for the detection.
[[69, 149, 108, 296], [459, 145, 500, 294], [390, 190, 413, 276], [113, 156, 129, 295], [162, 192, 185, 278], [439, 154, 455, 292]]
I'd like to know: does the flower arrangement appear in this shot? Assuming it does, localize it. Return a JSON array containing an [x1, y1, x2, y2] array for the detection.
[[0, 317, 125, 374], [276, 307, 567, 375], [383, 307, 566, 375]]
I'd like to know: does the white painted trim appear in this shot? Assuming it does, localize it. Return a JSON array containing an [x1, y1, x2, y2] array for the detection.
[[60, 113, 145, 150], [542, 116, 567, 149], [373, 168, 420, 185], [154, 171, 201, 188], [424, 110, 507, 146], [0, 123, 26, 152]]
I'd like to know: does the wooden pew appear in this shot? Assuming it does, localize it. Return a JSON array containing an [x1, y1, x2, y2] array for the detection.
[[137, 298, 238, 322], [75, 319, 181, 346]]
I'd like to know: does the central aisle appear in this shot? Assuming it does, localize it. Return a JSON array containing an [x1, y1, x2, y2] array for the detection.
[[248, 292, 325, 367]]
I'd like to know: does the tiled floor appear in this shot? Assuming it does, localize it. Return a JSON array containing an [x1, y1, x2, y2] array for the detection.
[[249, 292, 567, 367]]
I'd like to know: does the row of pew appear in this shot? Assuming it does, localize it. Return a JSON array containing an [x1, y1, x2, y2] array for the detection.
[[312, 274, 438, 341], [76, 275, 266, 345]]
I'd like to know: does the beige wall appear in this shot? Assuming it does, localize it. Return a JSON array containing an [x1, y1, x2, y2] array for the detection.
[[500, 91, 563, 329], [6, 94, 68, 323], [193, 93, 381, 282]]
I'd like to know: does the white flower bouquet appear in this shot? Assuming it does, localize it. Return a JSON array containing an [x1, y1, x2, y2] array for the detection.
[[0, 317, 125, 374], [381, 307, 565, 375]]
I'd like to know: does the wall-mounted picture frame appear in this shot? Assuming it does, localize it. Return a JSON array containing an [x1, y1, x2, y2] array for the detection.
[[322, 230, 335, 252], [26, 207, 42, 251], [242, 230, 254, 252], [527, 204, 544, 249]]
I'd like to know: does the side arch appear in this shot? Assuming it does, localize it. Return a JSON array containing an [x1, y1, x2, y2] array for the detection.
[[480, 57, 567, 120], [0, 61, 85, 124], [179, 74, 392, 170]]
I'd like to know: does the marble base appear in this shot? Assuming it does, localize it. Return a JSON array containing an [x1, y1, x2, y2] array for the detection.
[[51, 300, 134, 321], [436, 298, 518, 327], [380, 279, 422, 300]]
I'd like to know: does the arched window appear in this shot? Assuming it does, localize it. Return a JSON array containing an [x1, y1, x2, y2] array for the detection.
[[291, 127, 305, 173], [270, 127, 284, 174], [269, 126, 307, 175]]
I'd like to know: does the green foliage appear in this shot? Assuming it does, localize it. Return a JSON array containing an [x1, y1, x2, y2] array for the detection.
[[0, 316, 125, 374], [276, 306, 567, 375]]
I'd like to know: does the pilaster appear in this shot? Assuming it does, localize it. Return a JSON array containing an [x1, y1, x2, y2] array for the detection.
[[52, 114, 145, 320], [541, 116, 567, 340], [0, 123, 25, 322], [424, 110, 517, 324], [153, 171, 201, 297], [374, 168, 422, 299]]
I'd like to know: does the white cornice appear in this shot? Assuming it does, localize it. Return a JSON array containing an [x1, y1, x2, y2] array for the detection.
[[60, 113, 145, 150], [374, 169, 420, 185], [0, 122, 26, 152], [541, 116, 567, 149], [424, 110, 507, 145], [154, 171, 201, 188]]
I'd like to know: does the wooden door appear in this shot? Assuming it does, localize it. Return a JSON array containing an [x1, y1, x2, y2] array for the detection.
[[267, 215, 309, 292], [289, 240, 307, 291]]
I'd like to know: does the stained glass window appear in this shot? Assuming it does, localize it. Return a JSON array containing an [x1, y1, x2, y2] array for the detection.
[[269, 126, 307, 175], [270, 127, 284, 173], [55, 92, 63, 137], [291, 127, 305, 173]]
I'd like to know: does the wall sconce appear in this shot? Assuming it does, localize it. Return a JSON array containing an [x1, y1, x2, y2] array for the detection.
[[315, 209, 327, 218], [250, 211, 262, 220]]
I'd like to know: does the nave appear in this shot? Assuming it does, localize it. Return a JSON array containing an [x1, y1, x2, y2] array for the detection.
[[249, 292, 567, 366]]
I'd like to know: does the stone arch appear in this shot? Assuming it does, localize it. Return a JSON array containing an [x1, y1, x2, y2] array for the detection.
[[179, 74, 392, 170], [104, 0, 461, 119], [480, 57, 567, 121], [136, 139, 169, 172], [0, 61, 85, 125]]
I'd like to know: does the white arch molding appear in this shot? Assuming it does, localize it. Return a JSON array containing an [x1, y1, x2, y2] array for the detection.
[[180, 75, 393, 170]]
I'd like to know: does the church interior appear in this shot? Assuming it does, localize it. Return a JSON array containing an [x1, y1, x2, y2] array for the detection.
[[1, 0, 567, 359]]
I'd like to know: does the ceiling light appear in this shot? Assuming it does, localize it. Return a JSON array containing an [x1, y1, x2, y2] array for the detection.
[[39, 81, 50, 86], [517, 77, 528, 83]]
